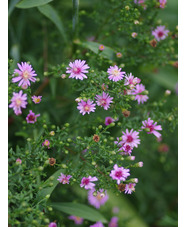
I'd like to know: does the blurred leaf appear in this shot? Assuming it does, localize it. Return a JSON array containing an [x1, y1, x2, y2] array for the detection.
[[16, 0, 53, 8], [79, 41, 115, 60], [37, 4, 67, 43], [8, 0, 20, 16], [49, 78, 57, 98], [157, 215, 178, 226], [10, 44, 20, 62], [51, 202, 108, 223], [36, 169, 63, 203], [15, 131, 29, 138]]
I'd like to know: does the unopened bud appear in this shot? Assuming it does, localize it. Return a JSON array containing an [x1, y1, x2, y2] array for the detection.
[[165, 90, 171, 96]]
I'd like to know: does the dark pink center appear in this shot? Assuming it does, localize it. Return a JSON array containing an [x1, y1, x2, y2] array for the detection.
[[28, 114, 35, 121], [125, 145, 131, 151], [127, 135, 133, 143], [147, 125, 154, 132], [73, 67, 81, 74], [107, 119, 112, 124], [115, 170, 122, 178], [158, 31, 164, 38], [83, 178, 90, 185], [100, 99, 107, 106]]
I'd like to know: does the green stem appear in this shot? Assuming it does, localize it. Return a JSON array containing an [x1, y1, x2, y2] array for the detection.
[[72, 0, 79, 40]]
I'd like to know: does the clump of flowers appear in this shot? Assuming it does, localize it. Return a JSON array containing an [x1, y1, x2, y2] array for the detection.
[[95, 92, 113, 110], [152, 26, 169, 41], [26, 110, 40, 123], [107, 65, 125, 82], [141, 118, 162, 138], [57, 173, 72, 184], [12, 62, 37, 88], [66, 59, 90, 80], [80, 176, 98, 190], [9, 90, 27, 115], [88, 189, 109, 209], [77, 99, 96, 115]]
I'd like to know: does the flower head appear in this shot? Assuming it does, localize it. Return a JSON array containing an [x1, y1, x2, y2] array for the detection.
[[26, 110, 40, 123], [9, 90, 27, 115], [90, 222, 104, 227], [124, 183, 136, 194], [48, 222, 57, 227], [88, 189, 109, 209], [12, 62, 37, 87], [124, 73, 141, 89], [42, 139, 50, 149], [110, 164, 130, 184], [118, 143, 134, 156], [49, 158, 56, 166], [68, 216, 84, 225], [77, 99, 96, 115], [108, 217, 118, 227], [107, 65, 125, 82], [105, 117, 115, 126], [80, 176, 98, 190], [121, 129, 140, 148], [116, 52, 122, 58], [142, 118, 162, 138], [159, 0, 167, 8], [131, 32, 138, 38], [132, 84, 149, 104], [66, 59, 90, 80], [99, 44, 105, 51], [95, 92, 113, 110], [32, 95, 42, 104], [57, 173, 72, 184], [152, 26, 169, 41], [16, 158, 22, 164]]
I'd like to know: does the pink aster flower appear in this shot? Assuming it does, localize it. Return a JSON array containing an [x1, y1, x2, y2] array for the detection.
[[42, 139, 50, 149], [77, 99, 96, 115], [152, 26, 169, 41], [99, 44, 105, 51], [108, 217, 118, 227], [68, 216, 84, 225], [159, 0, 167, 8], [107, 65, 125, 82], [9, 90, 27, 115], [88, 189, 109, 209], [124, 73, 141, 89], [12, 62, 37, 87], [142, 118, 162, 138], [124, 183, 136, 194], [118, 143, 134, 156], [26, 110, 40, 124], [110, 164, 130, 184], [48, 222, 57, 227], [16, 158, 22, 164], [57, 173, 72, 184], [132, 84, 149, 104], [32, 95, 42, 104], [90, 222, 104, 227], [80, 176, 98, 190], [105, 117, 115, 126], [95, 92, 113, 110], [66, 59, 90, 80], [121, 129, 140, 148], [116, 52, 122, 58]]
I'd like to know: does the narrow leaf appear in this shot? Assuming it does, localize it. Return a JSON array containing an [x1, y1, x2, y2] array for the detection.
[[16, 0, 53, 8], [37, 4, 67, 43], [51, 202, 108, 223]]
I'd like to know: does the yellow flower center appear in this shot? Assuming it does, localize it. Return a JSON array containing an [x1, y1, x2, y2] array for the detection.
[[16, 99, 22, 106], [23, 71, 29, 79], [112, 69, 120, 77]]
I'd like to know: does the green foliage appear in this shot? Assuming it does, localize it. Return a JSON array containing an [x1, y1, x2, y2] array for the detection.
[[16, 0, 53, 9]]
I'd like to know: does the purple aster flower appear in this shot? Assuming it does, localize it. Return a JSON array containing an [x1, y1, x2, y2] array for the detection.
[[124, 73, 141, 89], [77, 99, 96, 115], [105, 117, 115, 126], [88, 189, 109, 209], [48, 222, 57, 227], [95, 92, 113, 110], [99, 44, 105, 51], [32, 95, 42, 104], [142, 118, 162, 138], [9, 90, 27, 115], [12, 62, 37, 87], [80, 176, 98, 190], [90, 222, 105, 227], [121, 129, 140, 148], [107, 65, 125, 82], [42, 139, 50, 149], [57, 173, 72, 184], [152, 26, 169, 41], [26, 110, 40, 124], [68, 216, 84, 225], [118, 143, 133, 156], [110, 164, 130, 184], [159, 0, 167, 8], [124, 183, 136, 194], [108, 217, 118, 227], [66, 59, 90, 80], [132, 84, 149, 104], [16, 158, 22, 164]]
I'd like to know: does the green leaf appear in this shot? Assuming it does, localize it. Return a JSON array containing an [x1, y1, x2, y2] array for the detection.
[[37, 4, 67, 43], [79, 41, 115, 60], [49, 77, 57, 98], [51, 202, 108, 223], [9, 0, 20, 16], [16, 0, 53, 9], [36, 169, 63, 203]]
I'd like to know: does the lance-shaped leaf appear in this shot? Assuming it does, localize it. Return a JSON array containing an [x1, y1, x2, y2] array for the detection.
[[16, 0, 53, 9]]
